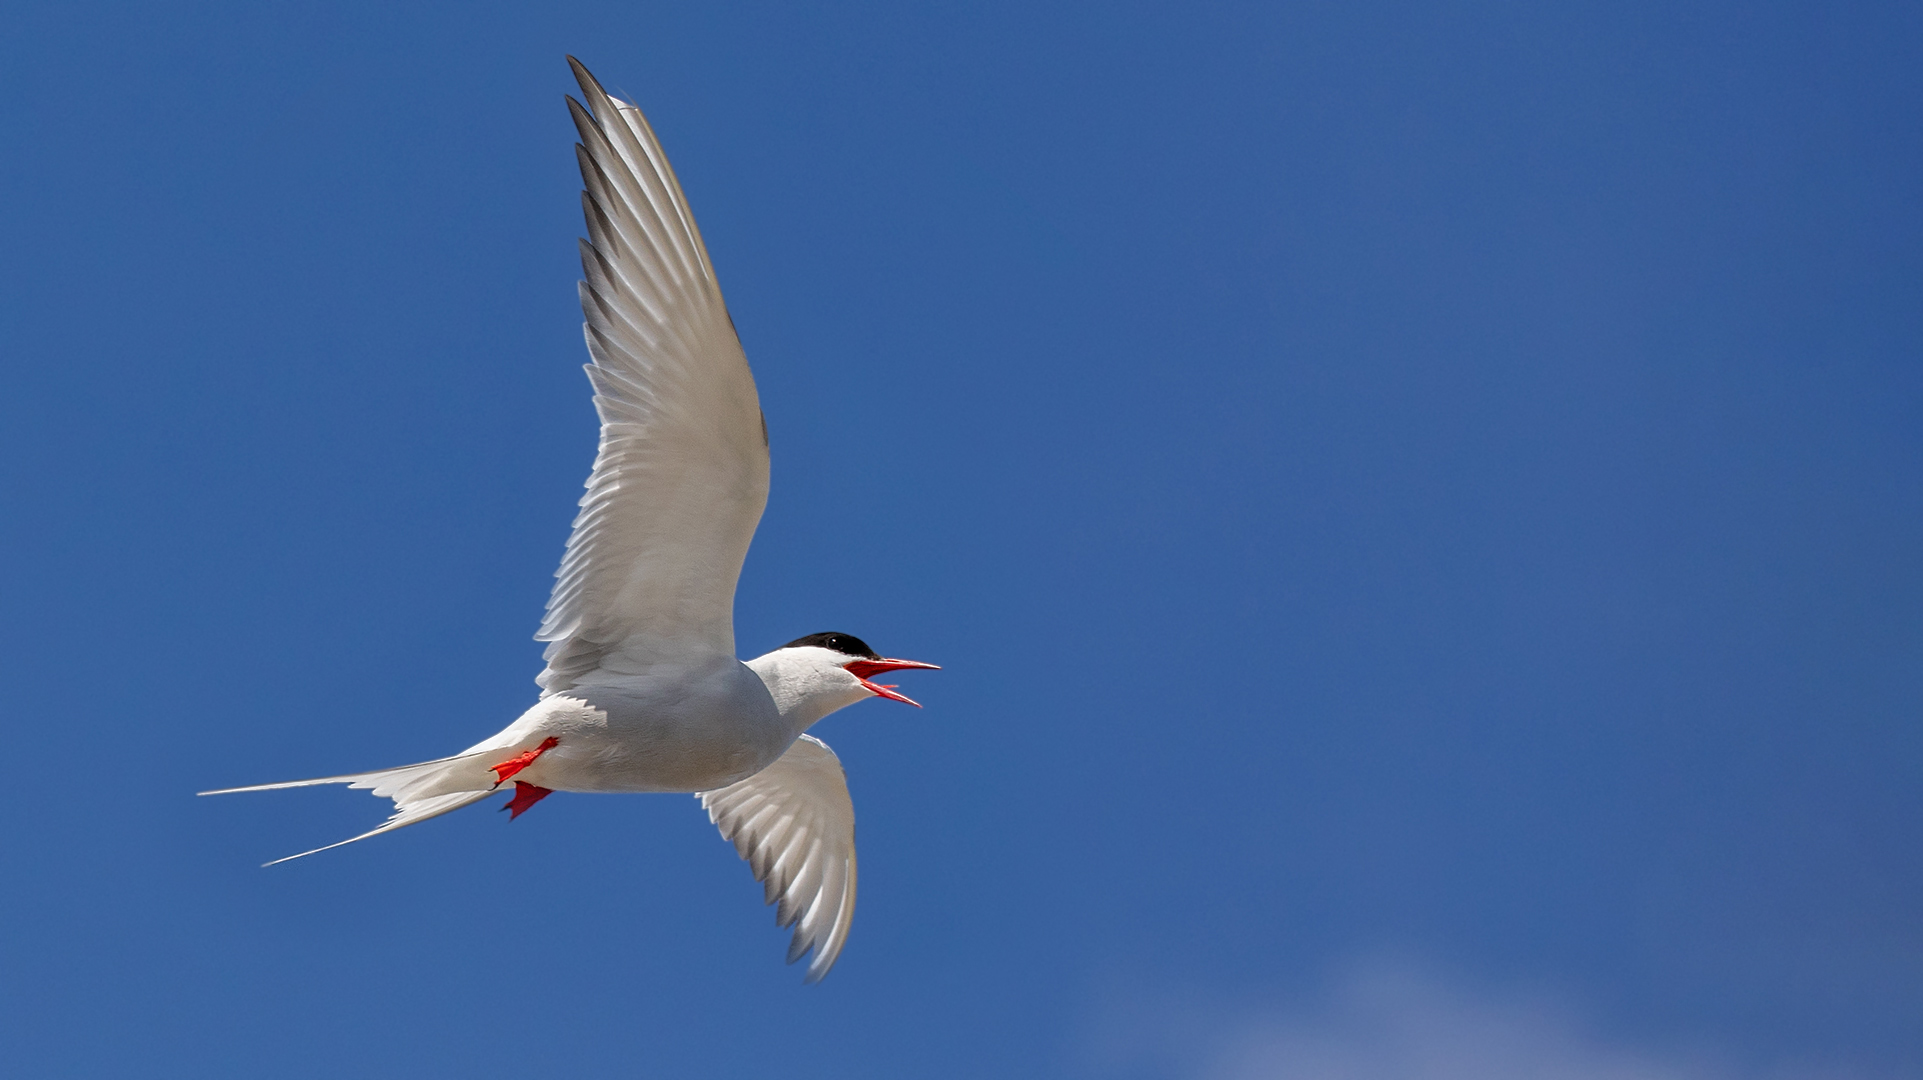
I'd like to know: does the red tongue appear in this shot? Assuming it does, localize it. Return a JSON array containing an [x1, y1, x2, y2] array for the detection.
[[843, 657, 937, 706], [858, 678, 922, 707]]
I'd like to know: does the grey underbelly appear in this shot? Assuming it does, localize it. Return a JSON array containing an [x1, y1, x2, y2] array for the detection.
[[546, 720, 790, 793], [527, 678, 792, 794]]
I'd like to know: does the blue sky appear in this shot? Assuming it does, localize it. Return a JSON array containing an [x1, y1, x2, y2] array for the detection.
[[2, 2, 1919, 1077]]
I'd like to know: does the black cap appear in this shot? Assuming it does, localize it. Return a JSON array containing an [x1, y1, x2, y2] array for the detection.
[[780, 632, 881, 659]]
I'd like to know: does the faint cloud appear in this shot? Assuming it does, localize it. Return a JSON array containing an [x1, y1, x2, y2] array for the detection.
[[1081, 958, 1872, 1080]]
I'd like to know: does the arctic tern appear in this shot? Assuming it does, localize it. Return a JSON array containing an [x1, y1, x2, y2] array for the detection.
[[201, 57, 937, 983]]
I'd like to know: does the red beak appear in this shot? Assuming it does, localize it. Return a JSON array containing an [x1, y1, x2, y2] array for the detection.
[[845, 658, 941, 708]]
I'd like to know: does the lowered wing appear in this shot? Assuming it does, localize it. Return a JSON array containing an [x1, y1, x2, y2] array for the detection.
[[700, 735, 859, 983]]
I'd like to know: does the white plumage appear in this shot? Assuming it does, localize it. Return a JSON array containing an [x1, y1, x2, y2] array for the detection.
[[201, 58, 936, 983], [702, 735, 859, 982], [540, 58, 769, 690]]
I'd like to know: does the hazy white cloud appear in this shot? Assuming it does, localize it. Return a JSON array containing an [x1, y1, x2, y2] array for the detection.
[[1082, 959, 1870, 1080]]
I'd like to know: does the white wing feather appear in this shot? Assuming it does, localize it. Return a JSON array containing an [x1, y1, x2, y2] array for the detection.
[[700, 735, 859, 982], [538, 57, 770, 694]]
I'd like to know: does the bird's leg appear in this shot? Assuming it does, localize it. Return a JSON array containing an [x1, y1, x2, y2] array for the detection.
[[502, 781, 553, 820], [489, 736, 559, 787]]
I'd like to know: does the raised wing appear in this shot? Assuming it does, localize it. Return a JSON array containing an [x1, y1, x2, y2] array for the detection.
[[537, 58, 771, 694], [699, 735, 859, 983]]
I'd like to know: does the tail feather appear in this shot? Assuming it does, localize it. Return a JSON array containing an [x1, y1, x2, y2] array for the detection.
[[201, 749, 506, 866], [260, 789, 499, 866]]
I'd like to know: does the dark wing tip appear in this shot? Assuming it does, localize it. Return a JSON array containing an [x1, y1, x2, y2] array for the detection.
[[565, 94, 600, 140], [566, 55, 596, 89], [567, 57, 617, 118]]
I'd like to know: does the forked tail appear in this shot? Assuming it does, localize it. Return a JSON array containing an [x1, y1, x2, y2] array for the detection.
[[199, 749, 504, 866]]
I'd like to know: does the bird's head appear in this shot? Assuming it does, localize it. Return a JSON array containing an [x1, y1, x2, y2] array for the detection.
[[749, 631, 940, 730]]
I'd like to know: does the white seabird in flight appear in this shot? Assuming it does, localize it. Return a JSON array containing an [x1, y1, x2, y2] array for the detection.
[[201, 57, 938, 984]]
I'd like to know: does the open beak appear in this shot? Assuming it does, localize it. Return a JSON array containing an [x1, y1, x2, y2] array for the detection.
[[845, 658, 941, 708]]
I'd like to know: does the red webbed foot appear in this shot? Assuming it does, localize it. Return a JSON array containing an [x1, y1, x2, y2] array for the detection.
[[502, 781, 553, 820]]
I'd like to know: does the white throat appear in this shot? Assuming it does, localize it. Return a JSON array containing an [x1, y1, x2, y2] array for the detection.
[[746, 647, 872, 734]]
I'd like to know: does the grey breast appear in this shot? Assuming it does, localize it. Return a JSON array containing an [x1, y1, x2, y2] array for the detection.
[[555, 661, 790, 793]]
